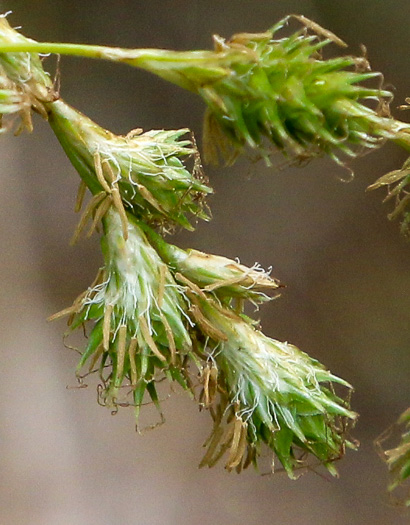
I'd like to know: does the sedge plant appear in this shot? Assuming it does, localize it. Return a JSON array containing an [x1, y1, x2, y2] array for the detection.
[[0, 11, 409, 497]]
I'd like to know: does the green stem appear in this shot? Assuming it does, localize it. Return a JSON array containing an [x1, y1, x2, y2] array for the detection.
[[0, 41, 226, 90], [0, 41, 110, 59], [0, 41, 212, 62]]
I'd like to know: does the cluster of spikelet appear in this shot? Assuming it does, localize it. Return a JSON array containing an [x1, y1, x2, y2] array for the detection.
[[2, 12, 410, 484]]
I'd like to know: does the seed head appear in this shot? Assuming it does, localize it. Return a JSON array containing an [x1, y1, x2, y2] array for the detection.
[[50, 208, 193, 421], [199, 17, 397, 166], [192, 296, 357, 476], [48, 100, 212, 231], [125, 16, 399, 167], [150, 256, 358, 478]]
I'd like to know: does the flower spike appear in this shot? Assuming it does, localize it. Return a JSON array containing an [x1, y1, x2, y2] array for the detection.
[[48, 99, 212, 231], [51, 208, 193, 420], [189, 293, 357, 477]]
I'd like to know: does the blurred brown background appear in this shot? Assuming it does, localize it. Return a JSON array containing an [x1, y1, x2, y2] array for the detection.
[[0, 1, 409, 523]]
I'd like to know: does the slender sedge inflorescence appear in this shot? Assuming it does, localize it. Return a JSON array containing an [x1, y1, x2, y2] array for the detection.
[[0, 12, 362, 478]]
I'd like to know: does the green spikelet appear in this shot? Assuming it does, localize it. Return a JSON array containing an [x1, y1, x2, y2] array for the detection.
[[198, 18, 399, 166], [48, 99, 212, 231], [141, 223, 282, 305], [189, 294, 357, 477], [50, 208, 193, 423]]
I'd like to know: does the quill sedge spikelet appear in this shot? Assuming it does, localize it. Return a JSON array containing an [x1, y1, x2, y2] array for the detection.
[[53, 208, 193, 420], [48, 100, 212, 231]]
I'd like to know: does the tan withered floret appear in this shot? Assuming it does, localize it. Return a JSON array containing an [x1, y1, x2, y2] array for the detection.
[[199, 362, 218, 408], [70, 152, 129, 244], [368, 157, 410, 236]]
